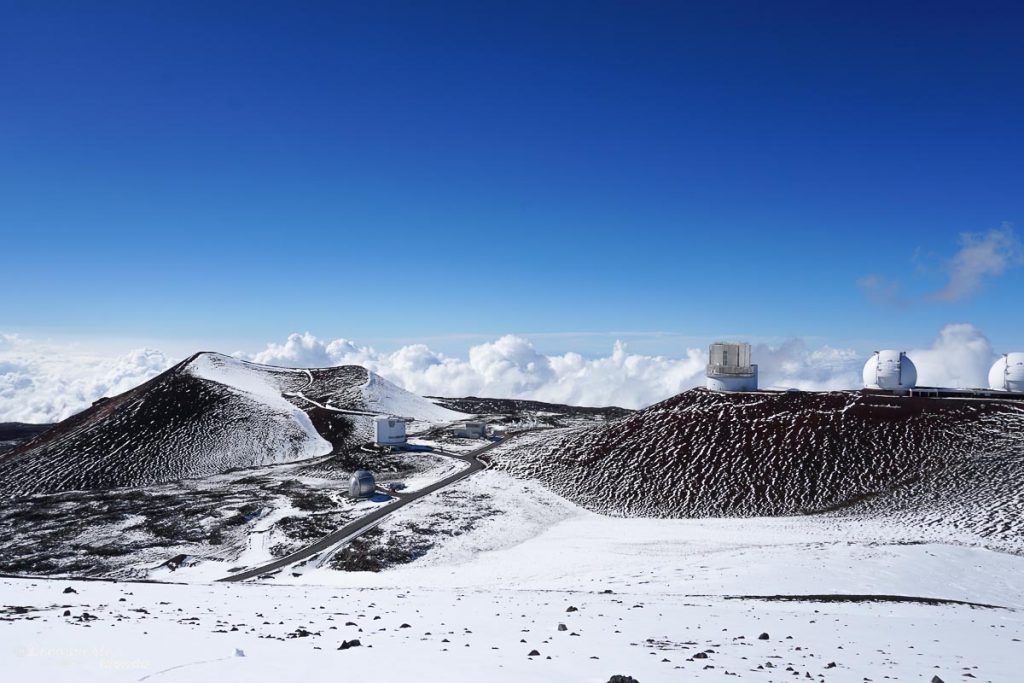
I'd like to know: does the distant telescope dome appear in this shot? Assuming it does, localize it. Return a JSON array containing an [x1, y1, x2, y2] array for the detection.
[[349, 470, 376, 498], [863, 350, 917, 392], [988, 353, 1024, 392]]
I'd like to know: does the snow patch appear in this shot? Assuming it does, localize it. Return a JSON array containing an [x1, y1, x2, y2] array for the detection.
[[186, 353, 330, 458]]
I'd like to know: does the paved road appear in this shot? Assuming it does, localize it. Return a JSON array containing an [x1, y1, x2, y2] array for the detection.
[[217, 436, 511, 582]]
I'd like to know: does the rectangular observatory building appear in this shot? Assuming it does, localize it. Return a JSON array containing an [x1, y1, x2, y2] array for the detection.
[[373, 416, 408, 446], [450, 421, 487, 439], [706, 342, 759, 392]]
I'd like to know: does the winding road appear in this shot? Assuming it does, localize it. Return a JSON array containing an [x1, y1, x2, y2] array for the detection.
[[217, 436, 510, 583]]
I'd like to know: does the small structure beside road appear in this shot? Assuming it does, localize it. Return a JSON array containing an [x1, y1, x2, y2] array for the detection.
[[374, 416, 408, 446], [450, 421, 487, 438], [349, 470, 376, 497]]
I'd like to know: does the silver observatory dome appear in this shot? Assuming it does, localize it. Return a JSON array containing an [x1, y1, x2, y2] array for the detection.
[[349, 470, 376, 498]]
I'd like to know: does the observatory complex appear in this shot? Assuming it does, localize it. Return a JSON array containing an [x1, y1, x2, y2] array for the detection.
[[706, 342, 758, 392], [989, 353, 1024, 392], [701, 338, 1022, 398], [863, 350, 918, 394]]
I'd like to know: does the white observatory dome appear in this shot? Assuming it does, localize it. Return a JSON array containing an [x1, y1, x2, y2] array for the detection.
[[863, 350, 918, 392], [988, 352, 1024, 392]]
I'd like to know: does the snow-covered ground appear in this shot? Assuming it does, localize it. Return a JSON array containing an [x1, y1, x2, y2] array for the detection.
[[285, 473, 1024, 607], [375, 452, 469, 493], [3, 471, 1022, 682], [4, 574, 1020, 683]]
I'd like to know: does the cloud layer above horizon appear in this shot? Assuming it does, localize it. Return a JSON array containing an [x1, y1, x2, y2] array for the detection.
[[0, 333, 170, 423], [0, 324, 1006, 424]]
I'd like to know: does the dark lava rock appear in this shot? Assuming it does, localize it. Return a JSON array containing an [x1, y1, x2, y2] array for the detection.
[[558, 623, 568, 631], [528, 650, 540, 657], [566, 606, 579, 612], [400, 623, 411, 628], [607, 676, 640, 683], [163, 554, 189, 572], [338, 639, 362, 650], [693, 652, 709, 659], [490, 389, 1024, 522], [931, 677, 945, 683], [758, 632, 770, 640], [63, 587, 77, 594], [0, 357, 368, 496]]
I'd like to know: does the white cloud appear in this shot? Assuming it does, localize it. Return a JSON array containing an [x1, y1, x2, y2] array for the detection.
[[754, 340, 863, 391], [929, 226, 1023, 302], [247, 332, 867, 408], [0, 324, 1008, 423], [857, 274, 904, 307], [859, 225, 1022, 305], [247, 326, 1008, 405], [0, 336, 172, 423], [909, 323, 995, 388]]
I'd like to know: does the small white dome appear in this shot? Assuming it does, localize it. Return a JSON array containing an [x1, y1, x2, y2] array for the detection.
[[863, 350, 917, 391], [988, 353, 1024, 392]]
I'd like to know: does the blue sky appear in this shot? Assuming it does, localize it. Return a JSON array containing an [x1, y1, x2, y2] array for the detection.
[[2, 1, 1022, 358]]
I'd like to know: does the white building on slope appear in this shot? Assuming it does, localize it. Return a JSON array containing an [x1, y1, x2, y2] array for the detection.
[[373, 416, 408, 446], [450, 421, 488, 439]]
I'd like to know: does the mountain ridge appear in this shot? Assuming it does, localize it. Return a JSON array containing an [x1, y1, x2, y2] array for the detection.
[[0, 351, 462, 495]]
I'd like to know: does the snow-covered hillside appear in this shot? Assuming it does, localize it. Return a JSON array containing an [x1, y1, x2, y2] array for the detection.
[[3, 384, 1024, 682], [0, 352, 464, 495], [489, 388, 1024, 550], [361, 371, 463, 423]]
